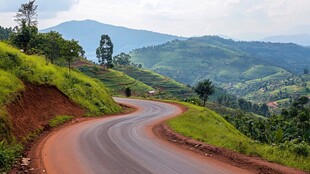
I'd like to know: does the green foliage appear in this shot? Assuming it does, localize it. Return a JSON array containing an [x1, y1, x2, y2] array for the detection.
[[167, 102, 310, 172], [113, 53, 131, 66], [49, 115, 73, 128], [10, 20, 38, 53], [0, 26, 13, 40], [0, 141, 23, 172], [193, 79, 215, 105], [96, 35, 113, 67]]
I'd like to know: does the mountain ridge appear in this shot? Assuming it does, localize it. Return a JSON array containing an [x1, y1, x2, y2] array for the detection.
[[41, 19, 184, 61]]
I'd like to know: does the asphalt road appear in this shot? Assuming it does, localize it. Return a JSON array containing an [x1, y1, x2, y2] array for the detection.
[[40, 98, 249, 174]]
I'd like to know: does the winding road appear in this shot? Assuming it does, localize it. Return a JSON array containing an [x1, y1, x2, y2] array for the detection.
[[38, 98, 250, 174]]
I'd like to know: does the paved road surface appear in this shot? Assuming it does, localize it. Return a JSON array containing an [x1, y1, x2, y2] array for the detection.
[[40, 98, 250, 174]]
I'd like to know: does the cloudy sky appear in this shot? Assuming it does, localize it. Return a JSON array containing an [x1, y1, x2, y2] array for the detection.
[[1, 0, 310, 40]]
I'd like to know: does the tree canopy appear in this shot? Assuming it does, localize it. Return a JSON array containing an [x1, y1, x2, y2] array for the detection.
[[96, 35, 113, 68], [193, 79, 215, 106]]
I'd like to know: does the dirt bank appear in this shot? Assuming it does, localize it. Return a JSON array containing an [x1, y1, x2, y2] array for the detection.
[[6, 82, 85, 139]]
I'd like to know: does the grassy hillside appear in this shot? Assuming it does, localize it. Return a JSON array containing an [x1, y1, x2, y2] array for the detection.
[[115, 66, 197, 98], [0, 42, 122, 139], [167, 102, 310, 172], [73, 60, 154, 96], [130, 36, 310, 105]]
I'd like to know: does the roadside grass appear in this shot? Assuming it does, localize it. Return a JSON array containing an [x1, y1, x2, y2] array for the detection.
[[49, 115, 73, 128], [167, 102, 310, 172]]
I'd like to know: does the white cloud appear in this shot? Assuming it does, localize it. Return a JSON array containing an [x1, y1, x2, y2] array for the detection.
[[1, 0, 310, 39]]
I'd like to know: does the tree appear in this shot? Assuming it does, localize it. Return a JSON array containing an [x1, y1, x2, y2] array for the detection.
[[15, 0, 38, 27], [304, 68, 309, 75], [124, 87, 132, 97], [61, 39, 83, 73], [193, 79, 215, 106], [113, 53, 131, 66], [30, 31, 63, 63], [96, 35, 113, 68], [10, 20, 38, 53], [0, 26, 13, 40]]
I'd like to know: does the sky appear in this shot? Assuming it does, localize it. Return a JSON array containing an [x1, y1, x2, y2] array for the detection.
[[1, 0, 310, 40]]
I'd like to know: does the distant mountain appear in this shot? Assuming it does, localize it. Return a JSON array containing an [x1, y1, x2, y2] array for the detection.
[[130, 36, 310, 103], [262, 34, 310, 46], [41, 19, 184, 61]]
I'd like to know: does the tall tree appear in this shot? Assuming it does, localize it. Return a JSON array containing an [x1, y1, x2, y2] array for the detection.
[[15, 0, 38, 27], [96, 35, 113, 68], [10, 20, 38, 53], [193, 79, 215, 106]]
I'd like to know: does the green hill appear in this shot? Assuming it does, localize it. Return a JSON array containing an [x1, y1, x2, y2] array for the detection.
[[73, 60, 154, 96], [130, 36, 310, 104], [0, 42, 121, 137], [115, 66, 197, 98]]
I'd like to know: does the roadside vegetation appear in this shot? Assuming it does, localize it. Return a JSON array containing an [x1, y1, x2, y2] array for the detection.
[[167, 102, 310, 172], [49, 115, 74, 128]]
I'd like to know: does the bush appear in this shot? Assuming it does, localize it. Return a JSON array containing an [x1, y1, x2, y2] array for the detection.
[[293, 142, 309, 157], [0, 141, 22, 172], [49, 115, 73, 128]]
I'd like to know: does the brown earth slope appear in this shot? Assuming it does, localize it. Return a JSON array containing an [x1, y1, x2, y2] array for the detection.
[[6, 83, 84, 139]]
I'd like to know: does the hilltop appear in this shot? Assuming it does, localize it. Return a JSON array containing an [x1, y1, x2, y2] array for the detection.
[[41, 19, 184, 61]]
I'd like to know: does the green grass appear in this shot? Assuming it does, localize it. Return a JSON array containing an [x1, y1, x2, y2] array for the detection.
[[49, 115, 74, 128], [115, 66, 196, 98], [167, 102, 310, 172], [77, 65, 154, 96], [0, 42, 121, 116]]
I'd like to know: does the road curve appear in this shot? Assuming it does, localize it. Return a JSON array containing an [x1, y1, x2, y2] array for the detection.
[[40, 98, 250, 174]]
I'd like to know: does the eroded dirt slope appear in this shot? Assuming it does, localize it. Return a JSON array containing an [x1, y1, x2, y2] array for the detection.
[[6, 83, 84, 139]]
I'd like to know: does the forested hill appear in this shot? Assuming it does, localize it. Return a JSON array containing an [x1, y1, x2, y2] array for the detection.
[[130, 36, 310, 103], [41, 19, 184, 61], [185, 36, 310, 74]]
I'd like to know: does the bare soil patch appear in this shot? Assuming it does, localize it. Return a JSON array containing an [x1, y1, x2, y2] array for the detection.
[[6, 83, 85, 140]]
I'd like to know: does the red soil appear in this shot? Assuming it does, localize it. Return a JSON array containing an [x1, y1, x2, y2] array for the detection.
[[6, 82, 84, 139]]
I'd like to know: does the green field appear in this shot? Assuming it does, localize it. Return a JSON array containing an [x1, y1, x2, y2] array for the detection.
[[167, 102, 310, 172]]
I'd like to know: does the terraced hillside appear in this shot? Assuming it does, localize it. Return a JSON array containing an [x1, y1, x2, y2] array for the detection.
[[73, 59, 154, 96], [115, 66, 197, 98], [130, 36, 310, 104]]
